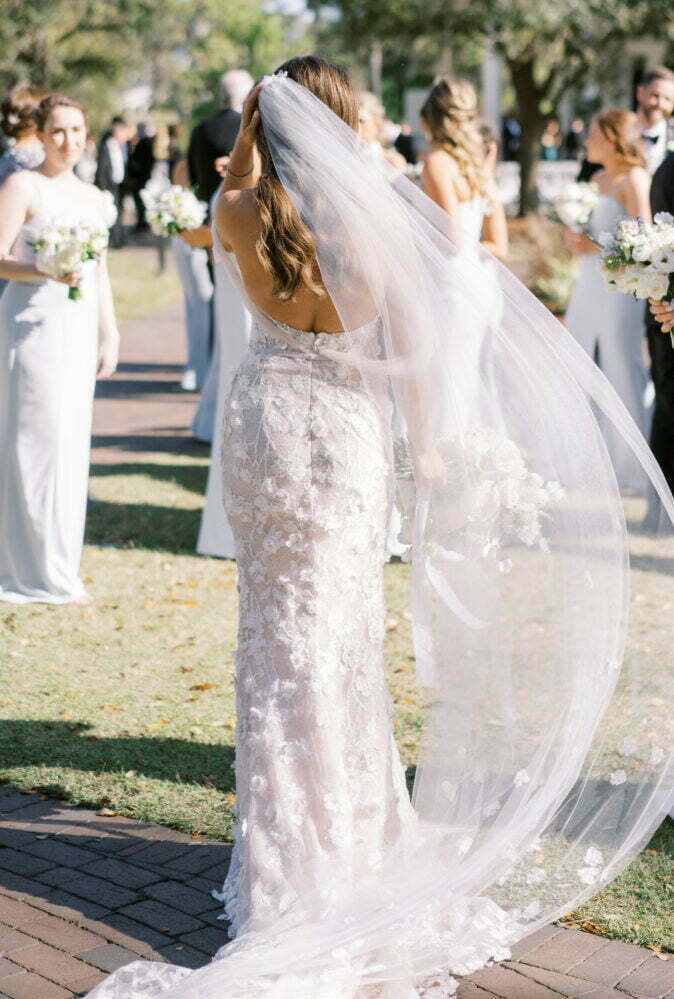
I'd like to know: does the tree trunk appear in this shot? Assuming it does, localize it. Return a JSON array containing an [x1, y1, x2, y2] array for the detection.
[[507, 56, 547, 216], [517, 111, 547, 215], [369, 39, 383, 96]]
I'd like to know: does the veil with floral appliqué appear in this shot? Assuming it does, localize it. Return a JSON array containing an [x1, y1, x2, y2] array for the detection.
[[86, 72, 673, 999]]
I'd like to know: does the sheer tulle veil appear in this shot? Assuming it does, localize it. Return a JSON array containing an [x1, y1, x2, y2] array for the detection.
[[87, 72, 673, 998]]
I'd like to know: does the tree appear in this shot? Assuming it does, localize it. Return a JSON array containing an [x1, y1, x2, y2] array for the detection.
[[0, 0, 307, 130], [483, 0, 672, 213], [307, 0, 479, 116]]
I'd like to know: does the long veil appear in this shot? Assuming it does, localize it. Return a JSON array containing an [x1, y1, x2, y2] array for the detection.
[[87, 74, 674, 998]]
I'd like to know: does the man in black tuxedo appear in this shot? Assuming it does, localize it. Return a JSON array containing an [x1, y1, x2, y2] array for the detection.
[[188, 69, 254, 205], [95, 116, 130, 248], [645, 152, 674, 526], [126, 123, 155, 230]]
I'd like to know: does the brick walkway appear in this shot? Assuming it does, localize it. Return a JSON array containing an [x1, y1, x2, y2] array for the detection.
[[1, 796, 672, 998], [1, 304, 672, 996]]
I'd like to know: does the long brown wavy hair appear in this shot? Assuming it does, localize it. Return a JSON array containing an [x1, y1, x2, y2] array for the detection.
[[420, 77, 489, 198], [256, 56, 359, 300], [595, 109, 646, 169]]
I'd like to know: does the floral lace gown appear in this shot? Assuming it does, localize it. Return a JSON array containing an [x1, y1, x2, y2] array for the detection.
[[87, 205, 515, 997], [216, 312, 419, 938]]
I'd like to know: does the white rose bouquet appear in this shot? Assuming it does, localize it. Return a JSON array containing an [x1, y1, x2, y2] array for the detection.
[[140, 185, 207, 237], [599, 213, 674, 347], [549, 181, 599, 232], [30, 217, 111, 300]]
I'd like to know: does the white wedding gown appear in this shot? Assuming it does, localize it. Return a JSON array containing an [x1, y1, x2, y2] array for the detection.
[[0, 180, 107, 603], [86, 305, 515, 999], [86, 75, 674, 999], [564, 194, 651, 489]]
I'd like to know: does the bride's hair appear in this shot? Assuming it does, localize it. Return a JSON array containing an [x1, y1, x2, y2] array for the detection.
[[420, 77, 489, 197], [256, 55, 359, 300], [35, 94, 87, 132], [595, 109, 646, 169]]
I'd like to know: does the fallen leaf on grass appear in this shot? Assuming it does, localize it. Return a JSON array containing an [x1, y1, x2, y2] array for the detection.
[[385, 617, 398, 631], [145, 720, 169, 730], [217, 580, 235, 588], [98, 808, 122, 817], [102, 704, 123, 714], [143, 600, 157, 609], [190, 683, 217, 692], [180, 666, 193, 674], [560, 919, 606, 936]]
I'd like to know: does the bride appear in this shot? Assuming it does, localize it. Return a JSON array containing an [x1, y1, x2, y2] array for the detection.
[[88, 58, 673, 998]]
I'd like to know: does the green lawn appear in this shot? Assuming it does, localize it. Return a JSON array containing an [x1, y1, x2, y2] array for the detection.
[[0, 454, 671, 952], [0, 251, 671, 953], [107, 243, 182, 323]]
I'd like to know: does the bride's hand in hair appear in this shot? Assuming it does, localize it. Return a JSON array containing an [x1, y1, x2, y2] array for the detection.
[[239, 83, 264, 148]]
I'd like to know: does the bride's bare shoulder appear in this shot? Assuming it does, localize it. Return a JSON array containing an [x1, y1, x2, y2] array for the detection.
[[214, 188, 259, 249]]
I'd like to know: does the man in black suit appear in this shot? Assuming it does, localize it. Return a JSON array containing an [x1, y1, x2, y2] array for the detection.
[[645, 152, 674, 527], [126, 123, 155, 230], [95, 116, 130, 248], [188, 69, 254, 205]]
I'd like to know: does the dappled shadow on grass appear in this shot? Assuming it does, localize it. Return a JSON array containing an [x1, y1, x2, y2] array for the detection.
[[90, 461, 208, 494], [85, 499, 203, 554], [91, 434, 209, 456], [0, 720, 235, 796]]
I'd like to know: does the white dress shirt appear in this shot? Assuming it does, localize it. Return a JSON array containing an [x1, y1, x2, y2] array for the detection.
[[641, 120, 669, 176], [105, 136, 125, 185]]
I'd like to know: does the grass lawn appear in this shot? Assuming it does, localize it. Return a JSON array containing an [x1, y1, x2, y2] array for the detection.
[[107, 243, 182, 323], [1, 455, 671, 953], [0, 245, 671, 955]]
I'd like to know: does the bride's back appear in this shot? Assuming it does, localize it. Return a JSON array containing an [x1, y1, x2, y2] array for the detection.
[[214, 56, 366, 336], [215, 187, 349, 334]]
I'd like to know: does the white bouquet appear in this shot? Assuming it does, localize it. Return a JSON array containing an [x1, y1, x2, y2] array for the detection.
[[599, 212, 674, 347], [549, 181, 599, 231], [452, 427, 565, 558], [140, 185, 207, 237], [30, 217, 111, 300]]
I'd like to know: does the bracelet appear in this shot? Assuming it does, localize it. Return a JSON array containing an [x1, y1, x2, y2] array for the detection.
[[227, 163, 254, 179]]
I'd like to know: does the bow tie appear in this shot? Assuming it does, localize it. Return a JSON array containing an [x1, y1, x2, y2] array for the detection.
[[642, 132, 661, 144]]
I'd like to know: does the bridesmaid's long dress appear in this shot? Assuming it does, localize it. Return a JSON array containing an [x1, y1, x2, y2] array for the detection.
[[0, 182, 104, 603], [564, 194, 650, 489]]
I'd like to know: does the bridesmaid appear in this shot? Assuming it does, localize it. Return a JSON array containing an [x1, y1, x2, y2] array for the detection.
[[564, 109, 652, 489], [0, 94, 119, 604]]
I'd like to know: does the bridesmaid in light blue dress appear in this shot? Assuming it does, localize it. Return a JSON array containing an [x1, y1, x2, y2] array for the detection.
[[0, 95, 119, 603], [564, 110, 652, 489]]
